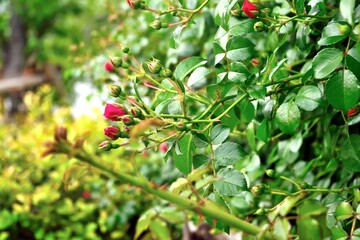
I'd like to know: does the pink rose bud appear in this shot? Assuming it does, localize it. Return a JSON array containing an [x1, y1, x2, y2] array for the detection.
[[98, 141, 112, 151], [348, 107, 359, 117], [82, 191, 91, 199], [104, 61, 114, 72], [104, 126, 121, 140], [160, 142, 168, 153], [241, 0, 258, 18], [103, 103, 127, 121], [121, 115, 135, 126]]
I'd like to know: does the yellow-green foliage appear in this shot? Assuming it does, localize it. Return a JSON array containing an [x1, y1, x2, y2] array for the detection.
[[0, 86, 152, 239]]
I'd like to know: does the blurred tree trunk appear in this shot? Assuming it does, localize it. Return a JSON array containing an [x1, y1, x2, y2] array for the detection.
[[2, 6, 27, 115]]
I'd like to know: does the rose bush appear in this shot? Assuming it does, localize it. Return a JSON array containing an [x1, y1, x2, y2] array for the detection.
[[42, 0, 360, 239]]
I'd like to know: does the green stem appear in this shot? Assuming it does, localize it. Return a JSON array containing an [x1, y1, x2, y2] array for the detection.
[[71, 149, 261, 236]]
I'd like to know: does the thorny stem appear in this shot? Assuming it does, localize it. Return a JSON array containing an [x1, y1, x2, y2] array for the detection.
[[62, 147, 263, 237]]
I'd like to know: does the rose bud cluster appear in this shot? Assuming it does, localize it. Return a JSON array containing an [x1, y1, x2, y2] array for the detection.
[[241, 0, 259, 18]]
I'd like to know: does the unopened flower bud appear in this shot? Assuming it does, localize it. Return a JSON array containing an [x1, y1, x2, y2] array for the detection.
[[131, 108, 143, 119], [104, 126, 121, 140], [121, 115, 136, 126], [146, 58, 162, 74], [150, 20, 162, 30], [159, 68, 172, 78], [251, 58, 260, 66], [161, 23, 168, 29], [98, 141, 113, 151], [55, 126, 67, 142], [122, 46, 130, 53], [127, 0, 141, 9], [110, 57, 123, 68], [231, 9, 242, 17], [104, 61, 115, 72], [120, 126, 130, 138], [265, 169, 276, 178], [159, 142, 168, 153], [103, 103, 128, 121], [241, 0, 259, 18], [254, 21, 266, 32], [348, 107, 359, 117], [107, 84, 122, 98]]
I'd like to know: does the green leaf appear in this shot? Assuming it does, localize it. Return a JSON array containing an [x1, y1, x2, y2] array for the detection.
[[0, 210, 16, 230], [340, 135, 360, 172], [312, 48, 343, 79], [318, 22, 350, 46], [187, 67, 210, 87], [273, 218, 290, 240], [240, 99, 255, 123], [213, 168, 248, 196], [228, 61, 250, 84], [331, 226, 348, 240], [135, 209, 157, 240], [174, 57, 207, 81], [340, 0, 355, 25], [247, 85, 266, 99], [168, 100, 182, 115], [325, 70, 360, 111], [275, 102, 301, 134], [214, 142, 247, 167], [256, 119, 270, 142], [295, 85, 322, 111], [297, 217, 322, 240], [346, 47, 360, 80], [149, 219, 171, 240], [173, 133, 193, 174], [246, 122, 256, 151], [193, 133, 208, 148], [295, 0, 305, 14], [335, 202, 353, 220], [193, 154, 210, 169], [226, 36, 255, 61], [297, 200, 327, 217], [210, 124, 230, 145], [228, 18, 256, 36], [169, 26, 182, 49]]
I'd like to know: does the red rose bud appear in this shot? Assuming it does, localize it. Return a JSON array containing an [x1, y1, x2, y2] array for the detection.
[[241, 0, 258, 18], [110, 57, 123, 68], [104, 126, 121, 139], [159, 142, 168, 153], [103, 103, 127, 121], [146, 58, 162, 73], [104, 61, 115, 72], [348, 107, 359, 117], [98, 141, 112, 151], [82, 191, 91, 199]]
